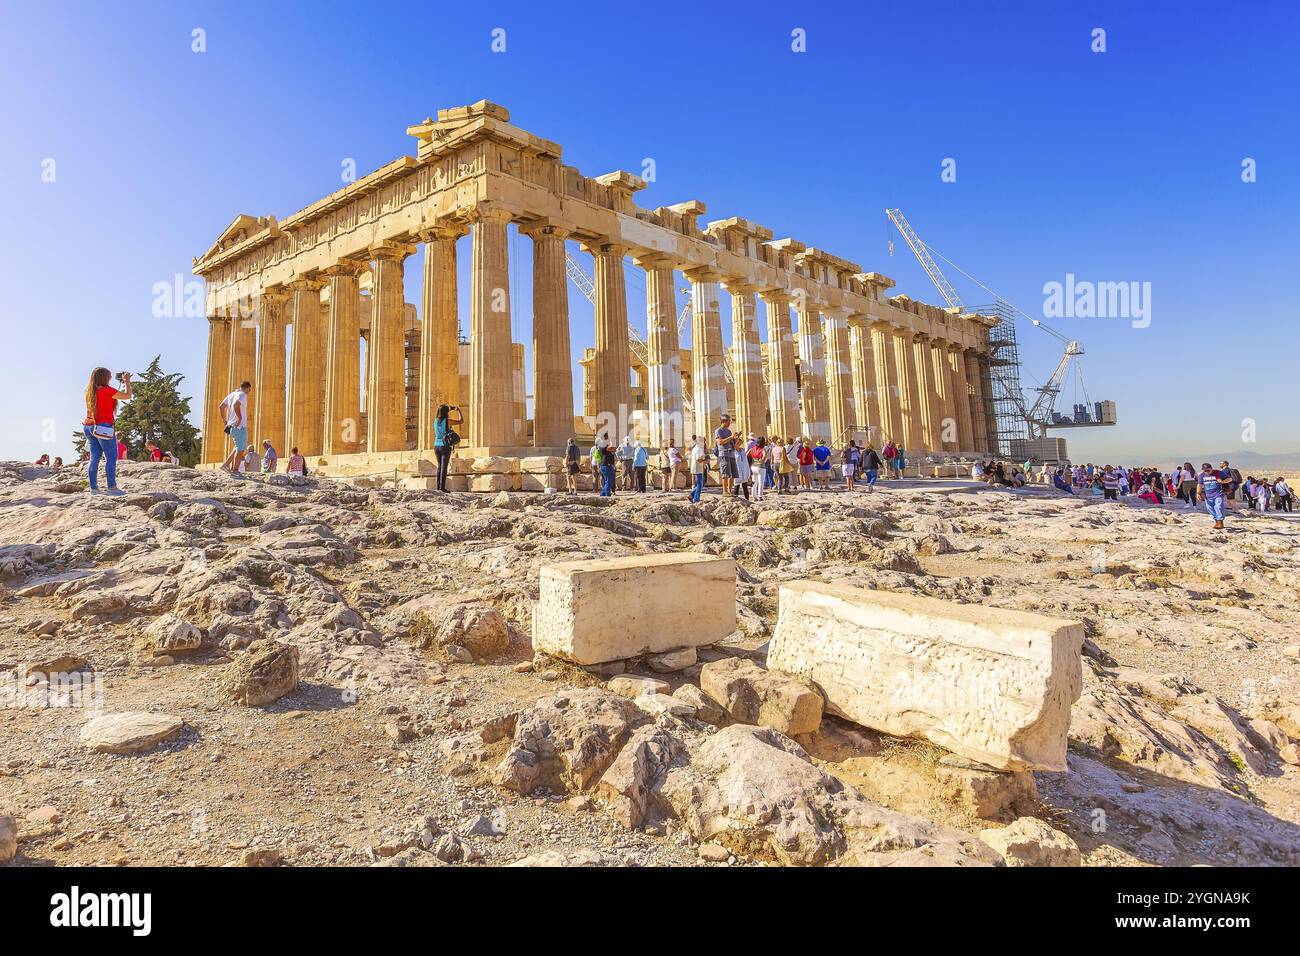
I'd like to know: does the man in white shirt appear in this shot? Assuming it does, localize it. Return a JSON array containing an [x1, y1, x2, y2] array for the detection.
[[219, 381, 253, 472]]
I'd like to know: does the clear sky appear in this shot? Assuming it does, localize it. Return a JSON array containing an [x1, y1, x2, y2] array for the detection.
[[2, 0, 1297, 465]]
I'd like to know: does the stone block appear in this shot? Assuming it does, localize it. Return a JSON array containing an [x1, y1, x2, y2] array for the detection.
[[520, 472, 563, 492], [532, 553, 736, 665], [471, 473, 521, 493], [766, 582, 1083, 771], [472, 456, 520, 475], [699, 656, 823, 735], [445, 476, 470, 492], [522, 456, 564, 472]]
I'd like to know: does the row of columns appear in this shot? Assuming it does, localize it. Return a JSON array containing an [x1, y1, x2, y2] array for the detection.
[[202, 212, 995, 465]]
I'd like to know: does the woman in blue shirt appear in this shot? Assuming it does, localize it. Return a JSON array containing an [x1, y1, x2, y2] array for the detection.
[[433, 404, 463, 492]]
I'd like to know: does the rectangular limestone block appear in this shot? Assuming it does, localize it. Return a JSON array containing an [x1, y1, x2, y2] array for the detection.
[[445, 475, 470, 492], [521, 456, 564, 472], [472, 456, 520, 475], [766, 582, 1083, 771], [400, 476, 438, 491], [519, 472, 563, 492], [471, 473, 521, 493], [532, 553, 736, 664]]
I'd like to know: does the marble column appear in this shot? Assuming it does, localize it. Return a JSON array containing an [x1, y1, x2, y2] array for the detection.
[[891, 326, 923, 455], [252, 289, 289, 456], [727, 282, 766, 439], [286, 278, 326, 456], [912, 333, 937, 454], [978, 355, 999, 453], [523, 222, 574, 448], [965, 349, 989, 453], [202, 314, 232, 464], [417, 223, 466, 451], [227, 305, 257, 440], [848, 321, 876, 445], [869, 321, 900, 446], [795, 302, 829, 442], [585, 240, 632, 438], [948, 344, 975, 452], [761, 291, 799, 441], [322, 261, 365, 456], [685, 270, 727, 440], [639, 255, 684, 448], [930, 338, 955, 451], [468, 207, 514, 449], [822, 307, 854, 446], [366, 241, 415, 453]]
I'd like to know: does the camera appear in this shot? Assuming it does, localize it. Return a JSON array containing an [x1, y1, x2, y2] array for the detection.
[[117, 371, 130, 382]]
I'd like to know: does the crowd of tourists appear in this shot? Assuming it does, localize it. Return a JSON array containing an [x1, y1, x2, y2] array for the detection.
[[572, 417, 923, 501], [1042, 459, 1293, 529]]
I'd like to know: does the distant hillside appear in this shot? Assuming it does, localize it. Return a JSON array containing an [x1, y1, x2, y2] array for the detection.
[[1189, 450, 1300, 471]]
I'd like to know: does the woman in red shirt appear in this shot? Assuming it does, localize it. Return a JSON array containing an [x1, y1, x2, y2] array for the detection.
[[82, 367, 132, 495]]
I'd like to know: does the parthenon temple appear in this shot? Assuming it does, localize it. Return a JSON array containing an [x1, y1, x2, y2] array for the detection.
[[194, 101, 999, 476]]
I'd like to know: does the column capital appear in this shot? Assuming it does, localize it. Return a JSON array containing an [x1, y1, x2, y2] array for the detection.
[[287, 276, 327, 293], [321, 259, 368, 278], [369, 240, 417, 261], [580, 238, 629, 258], [257, 286, 292, 305], [758, 287, 794, 304], [206, 312, 231, 326], [465, 202, 513, 226], [682, 266, 725, 284], [870, 318, 897, 332], [631, 250, 682, 271], [418, 220, 470, 243], [721, 278, 760, 295], [517, 218, 571, 241]]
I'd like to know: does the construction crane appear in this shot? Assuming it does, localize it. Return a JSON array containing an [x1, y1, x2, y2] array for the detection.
[[885, 208, 1116, 446]]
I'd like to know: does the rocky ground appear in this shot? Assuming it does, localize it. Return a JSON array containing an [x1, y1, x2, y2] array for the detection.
[[2, 459, 1299, 867]]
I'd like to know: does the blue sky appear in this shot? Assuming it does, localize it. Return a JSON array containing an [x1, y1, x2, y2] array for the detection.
[[2, 0, 1297, 463]]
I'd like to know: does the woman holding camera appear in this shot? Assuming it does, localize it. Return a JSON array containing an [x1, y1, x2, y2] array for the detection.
[[82, 367, 132, 495], [434, 404, 464, 492]]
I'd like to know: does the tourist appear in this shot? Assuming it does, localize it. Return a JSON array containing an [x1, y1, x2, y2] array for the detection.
[[35, 453, 50, 466], [748, 438, 768, 500], [564, 438, 581, 494], [82, 367, 132, 495], [219, 380, 253, 472], [971, 460, 985, 481], [714, 414, 738, 496], [882, 439, 897, 479], [52, 456, 63, 469], [261, 439, 279, 473], [241, 445, 259, 474], [841, 440, 859, 491], [862, 443, 882, 491], [734, 436, 752, 500], [146, 439, 162, 462], [433, 404, 463, 493], [617, 436, 635, 491], [286, 447, 307, 477], [688, 436, 708, 503], [117, 436, 128, 462], [1253, 477, 1271, 512], [632, 440, 648, 493], [1052, 467, 1073, 494], [796, 438, 815, 491], [1197, 462, 1227, 528], [1273, 477, 1293, 512], [1220, 460, 1242, 509], [1177, 462, 1197, 506], [812, 440, 832, 490], [659, 440, 681, 492], [895, 442, 907, 479], [599, 443, 617, 497]]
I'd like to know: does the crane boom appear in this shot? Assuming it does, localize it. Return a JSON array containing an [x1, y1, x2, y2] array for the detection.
[[885, 208, 964, 310]]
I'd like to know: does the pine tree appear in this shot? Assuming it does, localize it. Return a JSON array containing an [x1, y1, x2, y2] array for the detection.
[[71, 356, 202, 466]]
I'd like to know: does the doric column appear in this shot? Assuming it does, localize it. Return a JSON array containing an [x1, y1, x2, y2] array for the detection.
[[322, 261, 365, 456], [964, 349, 989, 453], [795, 302, 829, 442], [977, 355, 998, 453], [227, 305, 257, 439], [583, 240, 632, 434], [948, 344, 975, 452], [685, 269, 727, 440], [869, 321, 900, 446], [761, 291, 799, 441], [929, 338, 955, 451], [638, 254, 684, 448], [726, 282, 767, 439], [912, 332, 937, 454], [468, 206, 514, 449], [252, 289, 289, 456], [201, 315, 232, 464], [821, 307, 854, 447], [848, 320, 876, 445], [517, 221, 573, 448], [891, 325, 923, 455], [285, 278, 326, 456], [366, 241, 415, 453], [417, 223, 467, 451]]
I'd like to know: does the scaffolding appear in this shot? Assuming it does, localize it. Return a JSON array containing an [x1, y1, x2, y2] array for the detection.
[[973, 299, 1028, 456]]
